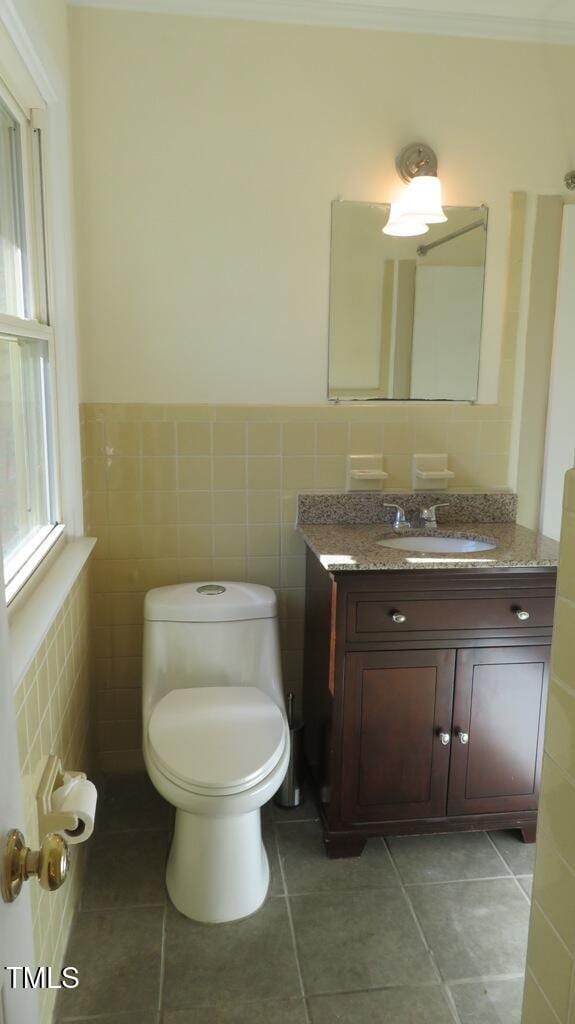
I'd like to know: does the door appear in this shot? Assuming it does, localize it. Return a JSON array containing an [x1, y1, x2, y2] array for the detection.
[[448, 646, 549, 816], [341, 649, 456, 823], [0, 590, 40, 1024]]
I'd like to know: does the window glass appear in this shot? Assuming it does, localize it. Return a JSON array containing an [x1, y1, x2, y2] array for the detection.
[[0, 98, 29, 319], [0, 332, 55, 588]]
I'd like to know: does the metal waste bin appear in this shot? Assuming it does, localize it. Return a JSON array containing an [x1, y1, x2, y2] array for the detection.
[[274, 693, 304, 809]]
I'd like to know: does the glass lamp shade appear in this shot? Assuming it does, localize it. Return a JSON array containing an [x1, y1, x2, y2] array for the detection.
[[382, 202, 429, 237], [399, 175, 447, 224]]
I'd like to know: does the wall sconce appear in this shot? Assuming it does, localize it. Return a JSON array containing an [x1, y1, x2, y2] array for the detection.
[[383, 142, 447, 237]]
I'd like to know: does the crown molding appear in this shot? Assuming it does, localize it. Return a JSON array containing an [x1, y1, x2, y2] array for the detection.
[[67, 0, 575, 46]]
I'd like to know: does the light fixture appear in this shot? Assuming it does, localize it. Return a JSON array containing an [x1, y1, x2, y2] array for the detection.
[[382, 202, 429, 237], [383, 142, 447, 237]]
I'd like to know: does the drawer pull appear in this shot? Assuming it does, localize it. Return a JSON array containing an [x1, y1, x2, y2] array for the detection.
[[391, 612, 407, 624], [514, 608, 530, 621], [458, 731, 469, 745], [439, 732, 451, 746]]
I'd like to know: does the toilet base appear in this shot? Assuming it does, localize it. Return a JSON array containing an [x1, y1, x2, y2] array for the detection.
[[166, 807, 270, 923]]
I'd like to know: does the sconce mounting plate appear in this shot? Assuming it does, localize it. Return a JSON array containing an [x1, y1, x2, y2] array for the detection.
[[396, 142, 438, 183]]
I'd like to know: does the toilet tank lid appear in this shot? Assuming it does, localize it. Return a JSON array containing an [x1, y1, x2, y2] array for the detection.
[[144, 581, 278, 622]]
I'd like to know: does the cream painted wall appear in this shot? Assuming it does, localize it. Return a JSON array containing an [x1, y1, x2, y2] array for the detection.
[[70, 9, 575, 406]]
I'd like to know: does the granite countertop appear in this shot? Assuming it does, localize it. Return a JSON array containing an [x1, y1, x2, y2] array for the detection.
[[298, 521, 559, 572]]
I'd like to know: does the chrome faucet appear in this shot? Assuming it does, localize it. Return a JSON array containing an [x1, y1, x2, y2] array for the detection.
[[420, 503, 449, 528], [383, 503, 410, 530]]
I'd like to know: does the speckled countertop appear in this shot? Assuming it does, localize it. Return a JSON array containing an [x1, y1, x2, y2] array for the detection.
[[298, 522, 559, 572]]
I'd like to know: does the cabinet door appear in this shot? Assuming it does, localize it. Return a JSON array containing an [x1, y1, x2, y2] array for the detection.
[[341, 650, 456, 823], [447, 646, 549, 816]]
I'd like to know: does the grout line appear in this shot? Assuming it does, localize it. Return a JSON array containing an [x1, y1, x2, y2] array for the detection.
[[403, 872, 513, 887], [157, 903, 167, 1018], [273, 821, 312, 1024], [78, 900, 167, 915], [446, 972, 526, 986], [484, 832, 533, 906], [526, 967, 563, 1024], [381, 837, 461, 1023]]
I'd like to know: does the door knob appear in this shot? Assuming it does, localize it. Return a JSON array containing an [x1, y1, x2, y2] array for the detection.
[[391, 612, 406, 624], [439, 732, 451, 746], [1, 830, 70, 904], [458, 731, 469, 745], [513, 608, 530, 621]]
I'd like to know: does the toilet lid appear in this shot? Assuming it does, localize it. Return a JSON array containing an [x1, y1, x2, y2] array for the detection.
[[148, 686, 287, 794]]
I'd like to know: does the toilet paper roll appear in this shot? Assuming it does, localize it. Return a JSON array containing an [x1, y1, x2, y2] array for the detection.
[[51, 777, 98, 845]]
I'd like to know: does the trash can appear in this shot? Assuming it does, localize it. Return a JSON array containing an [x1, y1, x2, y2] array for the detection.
[[274, 693, 304, 809]]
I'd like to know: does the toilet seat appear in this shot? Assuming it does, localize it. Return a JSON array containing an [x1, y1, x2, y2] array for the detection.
[[148, 686, 287, 796]]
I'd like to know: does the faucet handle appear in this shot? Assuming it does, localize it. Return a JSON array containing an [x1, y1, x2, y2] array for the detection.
[[420, 502, 449, 527], [383, 503, 410, 529]]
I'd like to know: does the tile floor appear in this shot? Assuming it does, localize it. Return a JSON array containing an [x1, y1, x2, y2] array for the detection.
[[56, 775, 535, 1024]]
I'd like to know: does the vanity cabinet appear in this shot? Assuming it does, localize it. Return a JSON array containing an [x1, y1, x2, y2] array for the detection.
[[302, 549, 555, 857]]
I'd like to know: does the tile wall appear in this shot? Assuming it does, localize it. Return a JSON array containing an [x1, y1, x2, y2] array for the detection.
[[12, 567, 92, 1024], [523, 469, 575, 1024], [81, 400, 513, 771]]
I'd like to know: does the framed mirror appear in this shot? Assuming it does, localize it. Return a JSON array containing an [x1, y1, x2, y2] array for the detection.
[[328, 201, 488, 401]]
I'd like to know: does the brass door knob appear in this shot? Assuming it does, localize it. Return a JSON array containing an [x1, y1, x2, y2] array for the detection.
[[2, 829, 70, 904]]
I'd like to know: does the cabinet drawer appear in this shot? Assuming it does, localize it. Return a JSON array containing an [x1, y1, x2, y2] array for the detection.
[[347, 593, 555, 642]]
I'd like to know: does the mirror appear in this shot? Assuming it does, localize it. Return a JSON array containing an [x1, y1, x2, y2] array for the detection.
[[328, 201, 488, 401]]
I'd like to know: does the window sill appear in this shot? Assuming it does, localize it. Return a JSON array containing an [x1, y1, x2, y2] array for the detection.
[[5, 523, 66, 606], [9, 536, 96, 691]]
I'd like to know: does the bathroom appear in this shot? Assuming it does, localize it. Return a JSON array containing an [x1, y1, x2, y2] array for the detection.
[[1, 0, 575, 1022]]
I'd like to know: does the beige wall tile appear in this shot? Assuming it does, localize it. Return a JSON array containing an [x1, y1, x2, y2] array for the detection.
[[213, 524, 247, 557], [282, 458, 315, 490], [106, 457, 142, 491], [179, 524, 214, 557], [105, 421, 142, 457], [142, 420, 176, 456], [176, 421, 212, 455], [142, 457, 177, 490], [178, 491, 213, 524], [534, 832, 575, 951], [213, 457, 246, 490], [282, 422, 316, 455], [141, 491, 178, 524], [248, 422, 281, 455], [527, 903, 572, 1021], [522, 971, 560, 1024], [552, 598, 575, 687], [545, 680, 575, 780], [317, 423, 349, 455], [107, 491, 143, 524], [213, 422, 247, 455], [538, 755, 575, 874], [178, 456, 212, 490], [248, 457, 281, 491]]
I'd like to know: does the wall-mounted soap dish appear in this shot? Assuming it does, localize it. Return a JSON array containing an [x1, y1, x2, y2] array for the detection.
[[412, 454, 454, 491], [346, 455, 389, 491]]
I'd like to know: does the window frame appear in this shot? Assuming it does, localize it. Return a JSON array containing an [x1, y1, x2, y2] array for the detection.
[[0, 72, 63, 604]]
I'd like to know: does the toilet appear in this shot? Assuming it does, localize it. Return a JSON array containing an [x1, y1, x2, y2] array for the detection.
[[142, 581, 289, 923]]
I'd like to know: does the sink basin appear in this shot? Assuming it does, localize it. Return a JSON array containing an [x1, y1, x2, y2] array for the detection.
[[378, 535, 497, 554]]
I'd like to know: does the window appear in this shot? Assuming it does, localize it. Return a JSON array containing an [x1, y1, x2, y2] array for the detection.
[[0, 87, 60, 601]]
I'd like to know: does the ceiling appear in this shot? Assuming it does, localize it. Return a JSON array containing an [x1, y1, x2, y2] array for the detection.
[[67, 0, 575, 44]]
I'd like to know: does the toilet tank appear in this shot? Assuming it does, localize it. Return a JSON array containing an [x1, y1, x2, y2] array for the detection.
[[142, 582, 284, 722]]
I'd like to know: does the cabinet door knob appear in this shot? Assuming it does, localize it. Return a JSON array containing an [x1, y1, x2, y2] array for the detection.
[[439, 732, 451, 746], [391, 612, 406, 624], [458, 731, 469, 745], [514, 608, 530, 621]]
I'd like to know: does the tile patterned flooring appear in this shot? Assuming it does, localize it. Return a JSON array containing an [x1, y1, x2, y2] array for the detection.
[[56, 775, 535, 1023]]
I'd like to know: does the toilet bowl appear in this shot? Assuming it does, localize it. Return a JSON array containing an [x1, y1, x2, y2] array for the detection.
[[142, 581, 289, 923]]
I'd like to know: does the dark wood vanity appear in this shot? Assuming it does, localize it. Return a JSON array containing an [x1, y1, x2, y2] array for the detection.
[[302, 550, 557, 857]]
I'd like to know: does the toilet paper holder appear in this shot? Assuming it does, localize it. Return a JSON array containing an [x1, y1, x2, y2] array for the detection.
[[37, 755, 87, 838]]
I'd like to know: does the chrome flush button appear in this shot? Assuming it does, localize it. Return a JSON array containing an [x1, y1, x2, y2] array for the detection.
[[197, 584, 227, 596]]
